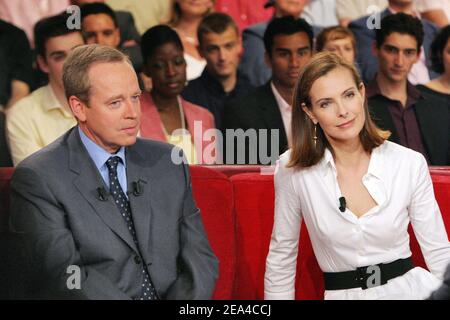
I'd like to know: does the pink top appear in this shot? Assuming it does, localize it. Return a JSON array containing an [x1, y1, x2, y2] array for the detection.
[[215, 0, 274, 31], [139, 92, 217, 164]]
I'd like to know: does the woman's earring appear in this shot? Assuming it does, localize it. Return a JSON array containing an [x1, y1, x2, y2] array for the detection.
[[313, 123, 318, 148]]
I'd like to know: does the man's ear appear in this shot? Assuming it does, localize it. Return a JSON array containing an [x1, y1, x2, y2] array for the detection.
[[264, 52, 272, 69], [69, 96, 87, 122], [371, 41, 379, 58], [37, 55, 49, 74]]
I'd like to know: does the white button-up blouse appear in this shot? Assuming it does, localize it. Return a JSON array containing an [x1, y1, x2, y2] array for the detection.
[[264, 141, 450, 299]]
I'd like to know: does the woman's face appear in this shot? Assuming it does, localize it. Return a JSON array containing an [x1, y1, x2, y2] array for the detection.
[[323, 37, 355, 65], [443, 38, 450, 77], [176, 0, 213, 18], [302, 67, 366, 145], [145, 42, 187, 98]]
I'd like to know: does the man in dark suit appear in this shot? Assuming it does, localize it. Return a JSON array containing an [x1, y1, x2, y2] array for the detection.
[[239, 0, 321, 87], [223, 16, 313, 165], [349, 0, 439, 84], [8, 44, 218, 299], [368, 13, 450, 165]]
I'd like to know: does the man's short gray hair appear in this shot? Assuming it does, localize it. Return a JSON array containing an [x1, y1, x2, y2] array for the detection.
[[62, 44, 132, 103]]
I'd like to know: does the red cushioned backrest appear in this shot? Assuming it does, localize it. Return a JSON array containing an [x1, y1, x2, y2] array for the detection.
[[201, 165, 265, 177], [0, 168, 14, 233], [189, 165, 235, 300], [231, 170, 450, 300]]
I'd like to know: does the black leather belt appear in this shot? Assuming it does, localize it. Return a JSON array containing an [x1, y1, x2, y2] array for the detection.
[[323, 257, 414, 291]]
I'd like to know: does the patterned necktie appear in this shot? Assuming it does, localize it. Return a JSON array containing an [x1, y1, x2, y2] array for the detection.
[[105, 156, 158, 300]]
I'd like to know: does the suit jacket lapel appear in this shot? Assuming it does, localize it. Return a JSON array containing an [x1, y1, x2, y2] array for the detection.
[[259, 83, 288, 153], [125, 146, 153, 264], [68, 128, 138, 253], [414, 100, 449, 164]]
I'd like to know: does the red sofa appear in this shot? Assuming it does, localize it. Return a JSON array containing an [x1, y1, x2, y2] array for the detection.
[[1, 166, 450, 299]]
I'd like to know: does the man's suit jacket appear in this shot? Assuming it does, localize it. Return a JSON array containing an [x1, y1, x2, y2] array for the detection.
[[115, 10, 143, 72], [368, 93, 450, 165], [9, 127, 218, 299], [222, 82, 288, 164], [349, 8, 439, 84]]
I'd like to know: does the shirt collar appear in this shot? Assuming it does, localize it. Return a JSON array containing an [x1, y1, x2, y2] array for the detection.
[[367, 77, 423, 102], [319, 144, 384, 180], [78, 126, 126, 171], [270, 81, 292, 111], [42, 85, 72, 117]]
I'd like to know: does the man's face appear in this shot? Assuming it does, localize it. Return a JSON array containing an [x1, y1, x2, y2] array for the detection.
[[38, 32, 85, 90], [275, 0, 308, 17], [443, 38, 450, 76], [200, 26, 242, 79], [266, 32, 312, 89], [82, 13, 120, 48], [73, 61, 141, 153], [323, 37, 355, 65], [375, 32, 420, 83]]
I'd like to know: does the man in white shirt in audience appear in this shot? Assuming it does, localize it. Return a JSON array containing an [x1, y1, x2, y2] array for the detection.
[[6, 13, 84, 166]]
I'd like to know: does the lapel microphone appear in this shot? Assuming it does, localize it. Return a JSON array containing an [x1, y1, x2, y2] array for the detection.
[[97, 187, 109, 201], [339, 196, 346, 213], [132, 181, 143, 197]]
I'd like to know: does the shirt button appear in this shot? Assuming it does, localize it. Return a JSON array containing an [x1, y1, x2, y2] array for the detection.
[[134, 255, 142, 265], [241, 14, 247, 21]]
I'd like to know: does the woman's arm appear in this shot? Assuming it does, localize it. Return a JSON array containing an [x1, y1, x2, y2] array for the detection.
[[409, 154, 450, 279], [264, 154, 303, 300]]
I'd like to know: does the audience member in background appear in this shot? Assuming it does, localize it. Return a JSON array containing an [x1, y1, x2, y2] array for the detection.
[[182, 13, 253, 129], [0, 0, 69, 46], [301, 0, 338, 28], [107, 0, 171, 35], [140, 25, 215, 165], [8, 44, 218, 299], [316, 26, 356, 65], [367, 13, 450, 166], [0, 19, 33, 110], [6, 13, 84, 166], [415, 0, 450, 28], [80, 2, 143, 73], [336, 0, 387, 27], [72, 0, 140, 50], [166, 0, 215, 81], [265, 52, 450, 300], [240, 0, 318, 87], [223, 16, 313, 164], [0, 112, 12, 167], [214, 0, 274, 31], [349, 0, 439, 85], [417, 26, 450, 101]]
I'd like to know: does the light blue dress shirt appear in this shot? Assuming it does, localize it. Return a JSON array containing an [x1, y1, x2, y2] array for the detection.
[[78, 127, 128, 195]]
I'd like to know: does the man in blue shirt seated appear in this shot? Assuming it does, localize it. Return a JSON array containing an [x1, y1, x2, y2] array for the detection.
[[7, 44, 218, 299]]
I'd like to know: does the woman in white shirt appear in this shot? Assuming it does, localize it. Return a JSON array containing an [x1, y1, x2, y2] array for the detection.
[[264, 52, 450, 300]]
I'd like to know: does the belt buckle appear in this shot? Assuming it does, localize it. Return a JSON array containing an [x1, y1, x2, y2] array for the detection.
[[356, 266, 370, 290]]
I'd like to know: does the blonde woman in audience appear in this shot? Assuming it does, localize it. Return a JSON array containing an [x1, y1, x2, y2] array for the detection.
[[418, 26, 450, 99], [166, 0, 215, 80], [265, 52, 450, 300], [316, 26, 357, 65], [139, 25, 215, 164]]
